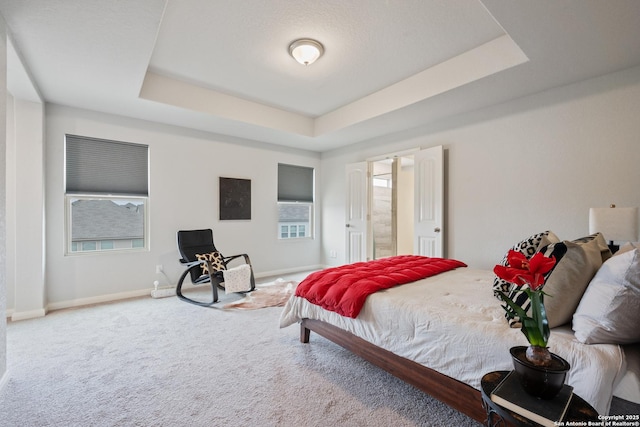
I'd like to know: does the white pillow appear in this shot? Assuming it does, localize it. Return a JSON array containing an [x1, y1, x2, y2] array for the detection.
[[572, 248, 640, 344]]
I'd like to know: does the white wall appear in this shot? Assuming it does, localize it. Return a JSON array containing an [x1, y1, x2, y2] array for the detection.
[[320, 65, 640, 269], [5, 96, 45, 320], [0, 14, 7, 389], [7, 58, 640, 314], [3, 93, 11, 312], [43, 105, 321, 308]]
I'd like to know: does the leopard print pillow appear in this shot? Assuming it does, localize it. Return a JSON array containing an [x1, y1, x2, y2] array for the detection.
[[195, 251, 226, 276]]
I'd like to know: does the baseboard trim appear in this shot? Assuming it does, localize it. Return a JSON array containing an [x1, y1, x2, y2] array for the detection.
[[11, 308, 47, 322], [47, 288, 151, 313], [13, 265, 325, 316], [254, 264, 323, 280]]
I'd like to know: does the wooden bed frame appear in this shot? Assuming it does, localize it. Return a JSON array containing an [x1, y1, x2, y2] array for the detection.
[[300, 318, 487, 424]]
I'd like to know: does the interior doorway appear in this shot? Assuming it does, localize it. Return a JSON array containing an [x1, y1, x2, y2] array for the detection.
[[371, 156, 414, 259], [346, 146, 443, 262]]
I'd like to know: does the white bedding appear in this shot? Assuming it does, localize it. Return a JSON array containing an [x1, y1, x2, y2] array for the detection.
[[616, 344, 640, 404], [279, 267, 627, 415]]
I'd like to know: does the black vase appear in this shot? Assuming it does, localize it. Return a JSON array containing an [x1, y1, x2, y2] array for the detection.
[[510, 346, 570, 399]]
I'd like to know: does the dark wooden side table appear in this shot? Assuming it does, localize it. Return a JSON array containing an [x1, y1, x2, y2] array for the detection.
[[481, 371, 599, 427]]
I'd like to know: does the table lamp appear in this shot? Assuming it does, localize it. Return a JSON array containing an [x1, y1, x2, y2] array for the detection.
[[589, 205, 639, 252]]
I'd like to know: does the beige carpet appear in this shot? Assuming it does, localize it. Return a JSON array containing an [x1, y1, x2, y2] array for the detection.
[[224, 279, 298, 310], [0, 284, 481, 427]]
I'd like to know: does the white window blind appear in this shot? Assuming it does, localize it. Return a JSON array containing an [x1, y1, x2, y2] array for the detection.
[[65, 134, 148, 196]]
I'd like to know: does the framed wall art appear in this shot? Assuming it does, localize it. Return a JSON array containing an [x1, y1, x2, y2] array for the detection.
[[219, 177, 251, 220]]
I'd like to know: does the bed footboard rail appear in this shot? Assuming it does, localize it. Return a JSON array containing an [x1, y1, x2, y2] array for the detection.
[[300, 318, 486, 423]]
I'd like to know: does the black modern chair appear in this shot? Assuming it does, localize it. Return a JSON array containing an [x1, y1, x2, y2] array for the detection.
[[176, 229, 255, 306]]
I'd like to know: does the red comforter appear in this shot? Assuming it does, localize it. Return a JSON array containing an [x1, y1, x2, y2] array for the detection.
[[295, 255, 467, 318]]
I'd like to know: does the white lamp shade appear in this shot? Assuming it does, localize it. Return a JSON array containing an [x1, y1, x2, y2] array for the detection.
[[589, 207, 639, 242]]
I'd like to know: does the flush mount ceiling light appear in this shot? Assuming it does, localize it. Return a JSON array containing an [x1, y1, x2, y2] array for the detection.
[[289, 39, 324, 65]]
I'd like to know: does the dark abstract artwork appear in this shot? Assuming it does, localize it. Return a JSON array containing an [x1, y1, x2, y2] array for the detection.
[[219, 177, 251, 220]]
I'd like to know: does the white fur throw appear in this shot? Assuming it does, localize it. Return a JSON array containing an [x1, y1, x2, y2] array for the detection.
[[223, 264, 252, 293]]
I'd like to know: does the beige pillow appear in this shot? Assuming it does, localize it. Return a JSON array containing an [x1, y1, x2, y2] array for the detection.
[[542, 235, 604, 328], [617, 242, 640, 255], [572, 248, 640, 344], [572, 232, 613, 262]]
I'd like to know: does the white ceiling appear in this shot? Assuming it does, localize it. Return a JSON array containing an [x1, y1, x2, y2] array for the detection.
[[2, 0, 640, 152]]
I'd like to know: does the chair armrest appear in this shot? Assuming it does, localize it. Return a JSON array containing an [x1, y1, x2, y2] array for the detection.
[[180, 259, 205, 269], [224, 254, 252, 266]]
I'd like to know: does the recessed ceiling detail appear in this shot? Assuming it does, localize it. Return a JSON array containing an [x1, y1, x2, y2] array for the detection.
[[140, 34, 527, 138], [3, 0, 640, 152]]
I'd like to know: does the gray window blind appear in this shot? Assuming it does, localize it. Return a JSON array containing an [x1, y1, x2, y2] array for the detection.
[[278, 163, 314, 202], [65, 134, 149, 196]]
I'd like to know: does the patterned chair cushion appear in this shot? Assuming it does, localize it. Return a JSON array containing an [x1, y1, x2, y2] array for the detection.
[[195, 251, 226, 276]]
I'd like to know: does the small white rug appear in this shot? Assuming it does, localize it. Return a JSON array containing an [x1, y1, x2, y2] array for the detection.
[[223, 279, 298, 310]]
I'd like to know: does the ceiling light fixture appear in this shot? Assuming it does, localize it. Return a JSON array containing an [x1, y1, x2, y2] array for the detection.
[[289, 39, 324, 65]]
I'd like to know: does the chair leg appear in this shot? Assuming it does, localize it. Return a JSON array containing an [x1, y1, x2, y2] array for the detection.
[[176, 269, 219, 307]]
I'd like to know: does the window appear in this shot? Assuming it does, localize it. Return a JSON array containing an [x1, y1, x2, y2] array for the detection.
[[277, 163, 314, 239], [65, 135, 149, 254], [373, 177, 392, 188]]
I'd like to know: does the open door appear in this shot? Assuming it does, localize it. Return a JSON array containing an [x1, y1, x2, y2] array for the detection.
[[414, 145, 444, 257], [345, 162, 369, 263]]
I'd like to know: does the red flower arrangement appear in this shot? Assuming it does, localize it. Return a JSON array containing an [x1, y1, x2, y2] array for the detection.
[[494, 250, 556, 366]]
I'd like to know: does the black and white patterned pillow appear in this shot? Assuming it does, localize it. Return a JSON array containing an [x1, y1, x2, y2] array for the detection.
[[196, 251, 226, 276], [492, 231, 560, 297]]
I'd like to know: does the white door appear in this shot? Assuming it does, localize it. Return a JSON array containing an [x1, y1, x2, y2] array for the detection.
[[414, 146, 444, 257], [345, 162, 369, 263]]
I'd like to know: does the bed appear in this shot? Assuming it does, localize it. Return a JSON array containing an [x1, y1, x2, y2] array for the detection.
[[279, 237, 640, 423]]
